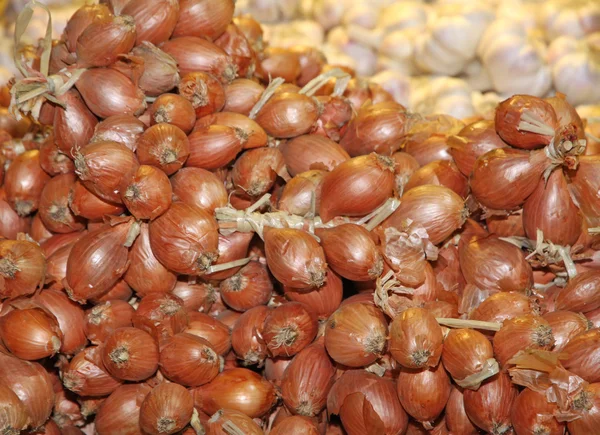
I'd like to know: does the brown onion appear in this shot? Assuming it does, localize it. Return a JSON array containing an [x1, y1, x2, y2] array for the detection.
[[64, 218, 137, 303], [39, 173, 84, 233], [511, 388, 564, 435], [195, 112, 268, 150], [254, 93, 320, 139], [39, 135, 74, 176], [124, 223, 177, 296], [555, 270, 600, 313], [74, 141, 139, 204], [132, 293, 189, 345], [186, 312, 231, 356], [384, 185, 467, 245], [263, 302, 318, 357], [470, 148, 549, 211], [264, 228, 327, 290], [495, 95, 557, 149], [205, 232, 254, 281], [470, 292, 537, 324], [281, 343, 335, 417], [543, 310, 589, 352], [285, 268, 343, 320], [271, 415, 319, 435], [63, 346, 122, 397], [327, 370, 408, 435], [174, 0, 234, 41], [76, 15, 136, 68], [316, 224, 383, 281], [92, 279, 133, 304], [101, 327, 159, 381], [179, 72, 225, 118], [215, 23, 257, 79], [186, 125, 243, 170], [140, 383, 194, 435], [0, 352, 55, 428], [172, 279, 216, 312], [486, 211, 525, 237], [136, 123, 190, 175], [171, 167, 227, 213], [122, 0, 179, 45], [0, 305, 62, 360], [260, 47, 300, 83], [562, 329, 600, 382], [52, 90, 98, 156], [148, 93, 196, 134], [33, 289, 87, 355], [389, 307, 442, 369], [325, 302, 387, 367], [0, 384, 29, 433], [463, 372, 518, 435], [446, 386, 479, 435], [63, 4, 112, 52], [567, 383, 600, 435], [160, 332, 221, 387], [231, 147, 287, 198], [320, 153, 395, 222], [405, 160, 469, 198], [223, 79, 264, 115], [280, 134, 349, 177], [4, 149, 50, 216], [122, 165, 172, 220], [0, 238, 46, 299], [569, 156, 600, 226], [220, 260, 272, 311], [231, 305, 270, 366], [0, 195, 30, 239], [149, 202, 219, 275], [132, 43, 180, 97], [192, 367, 277, 418], [397, 363, 451, 427], [84, 299, 134, 345], [75, 68, 146, 118], [69, 180, 124, 221], [162, 36, 237, 84], [279, 170, 325, 216], [442, 328, 498, 389], [493, 315, 555, 367], [206, 409, 263, 435], [95, 383, 151, 435], [340, 102, 408, 156]]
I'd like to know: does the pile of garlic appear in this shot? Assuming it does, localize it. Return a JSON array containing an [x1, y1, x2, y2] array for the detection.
[[239, 0, 600, 108]]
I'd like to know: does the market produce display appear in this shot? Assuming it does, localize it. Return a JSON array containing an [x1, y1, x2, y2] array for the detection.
[[1, 0, 600, 434]]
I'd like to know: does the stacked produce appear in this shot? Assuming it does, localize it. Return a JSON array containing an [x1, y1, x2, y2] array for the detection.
[[1, 0, 600, 434]]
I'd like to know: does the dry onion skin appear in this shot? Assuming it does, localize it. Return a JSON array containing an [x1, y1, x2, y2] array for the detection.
[[2, 1, 600, 433]]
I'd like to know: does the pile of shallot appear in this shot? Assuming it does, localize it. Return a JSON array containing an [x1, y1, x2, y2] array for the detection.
[[1, 0, 600, 434]]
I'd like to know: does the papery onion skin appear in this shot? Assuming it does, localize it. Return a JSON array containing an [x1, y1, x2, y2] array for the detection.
[[470, 148, 549, 211], [179, 72, 225, 118], [285, 268, 343, 320], [567, 383, 600, 435], [511, 388, 565, 435], [185, 312, 231, 356], [325, 302, 388, 367], [62, 346, 122, 397], [0, 352, 55, 428], [486, 211, 525, 237], [69, 180, 125, 221], [64, 219, 134, 303], [223, 78, 264, 115], [281, 343, 335, 417], [132, 293, 189, 346], [470, 292, 537, 323], [562, 329, 600, 383], [327, 370, 408, 435], [495, 95, 557, 149], [124, 223, 177, 296], [95, 383, 152, 435], [159, 332, 221, 387], [270, 415, 320, 435], [446, 386, 479, 435], [493, 315, 555, 367], [84, 299, 134, 345], [205, 231, 254, 281], [260, 47, 300, 83], [149, 202, 219, 275], [264, 228, 327, 290], [231, 305, 270, 366], [39, 173, 85, 234], [255, 93, 320, 139], [170, 167, 227, 214], [463, 372, 518, 435], [0, 384, 29, 434], [231, 147, 287, 199], [148, 93, 196, 134], [76, 15, 136, 68], [4, 149, 51, 216], [522, 168, 582, 246], [53, 90, 98, 155], [122, 165, 172, 220], [63, 4, 112, 52], [319, 153, 395, 223], [278, 170, 325, 216], [101, 327, 159, 382], [389, 307, 442, 369], [192, 367, 277, 418], [262, 302, 318, 358], [0, 238, 46, 299], [397, 363, 452, 425], [555, 270, 600, 313], [220, 260, 272, 312], [384, 184, 467, 245], [75, 68, 146, 119], [186, 125, 242, 170], [139, 383, 194, 435], [206, 409, 264, 435], [132, 43, 180, 98], [569, 156, 600, 226], [442, 328, 496, 387], [279, 134, 350, 177], [543, 310, 589, 352]]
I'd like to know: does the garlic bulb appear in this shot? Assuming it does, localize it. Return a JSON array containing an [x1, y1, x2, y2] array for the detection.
[[478, 20, 552, 96], [326, 26, 377, 76], [413, 4, 495, 75], [370, 70, 412, 107], [235, 0, 303, 23], [310, 0, 358, 30], [495, 0, 544, 31], [377, 2, 430, 33], [463, 59, 493, 92], [542, 0, 600, 40], [262, 20, 325, 48], [547, 33, 600, 106], [410, 76, 475, 119]]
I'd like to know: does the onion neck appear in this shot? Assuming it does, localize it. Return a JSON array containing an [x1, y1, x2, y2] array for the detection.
[[0, 258, 19, 279]]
